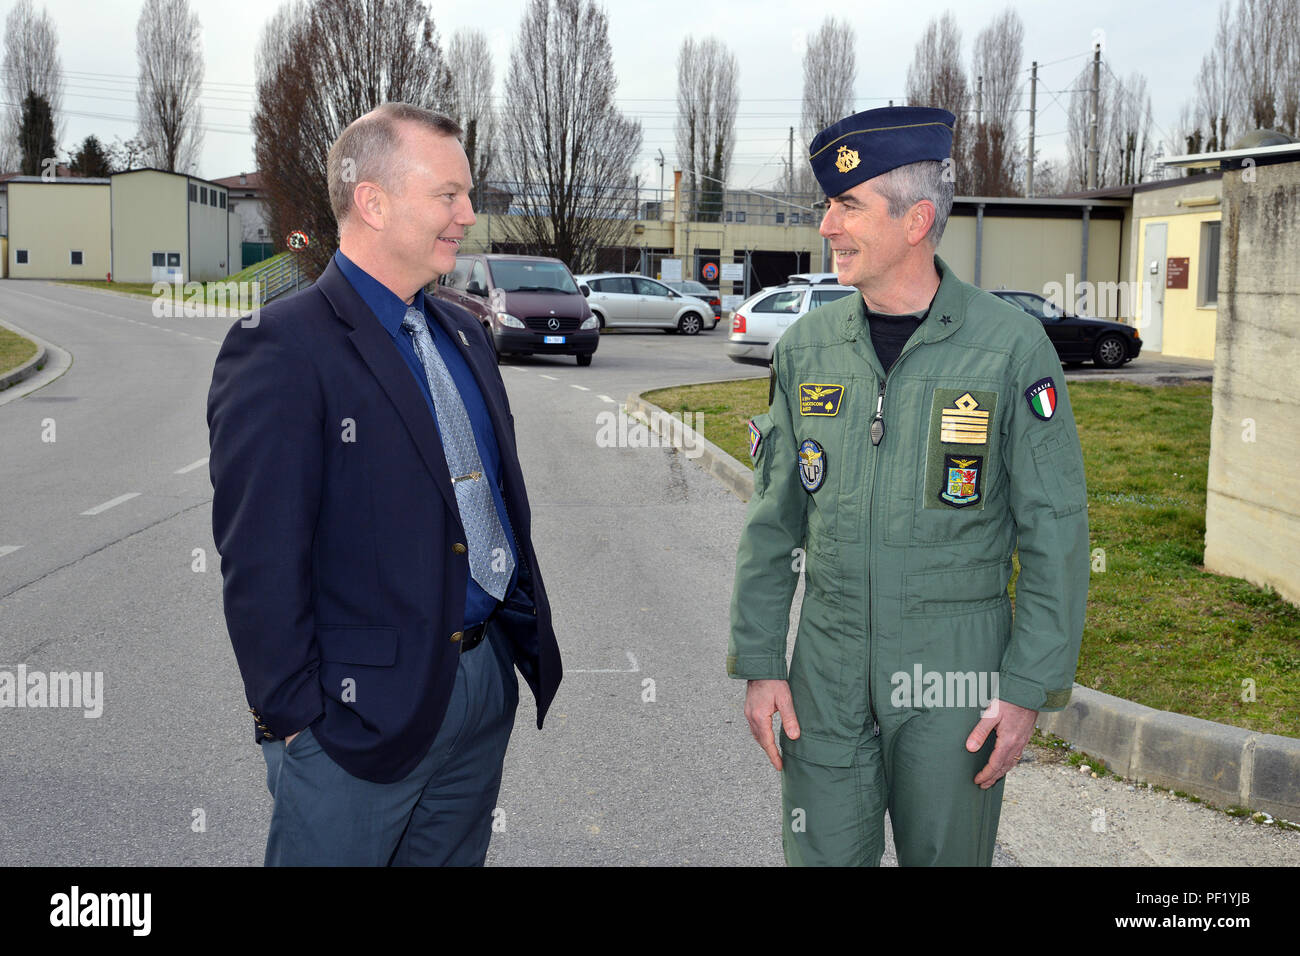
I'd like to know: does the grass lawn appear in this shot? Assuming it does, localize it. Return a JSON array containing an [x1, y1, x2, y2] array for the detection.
[[56, 254, 289, 302], [644, 377, 1300, 739], [0, 326, 39, 376]]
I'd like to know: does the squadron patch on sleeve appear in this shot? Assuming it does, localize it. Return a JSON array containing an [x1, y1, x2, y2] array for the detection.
[[748, 419, 763, 460], [798, 439, 827, 493], [938, 454, 983, 508], [1024, 377, 1058, 420], [799, 383, 845, 416]]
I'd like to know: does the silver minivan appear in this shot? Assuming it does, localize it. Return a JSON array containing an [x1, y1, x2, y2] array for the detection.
[[574, 273, 717, 334]]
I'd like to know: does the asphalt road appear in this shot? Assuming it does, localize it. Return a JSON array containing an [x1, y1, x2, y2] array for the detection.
[[0, 280, 1291, 867]]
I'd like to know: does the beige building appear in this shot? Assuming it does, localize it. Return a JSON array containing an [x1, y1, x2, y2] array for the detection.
[[4, 168, 236, 284]]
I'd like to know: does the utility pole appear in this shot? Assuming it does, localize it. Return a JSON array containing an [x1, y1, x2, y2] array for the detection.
[[633, 174, 640, 220], [1026, 60, 1038, 197], [655, 146, 665, 208], [1087, 41, 1101, 190], [787, 126, 794, 197]]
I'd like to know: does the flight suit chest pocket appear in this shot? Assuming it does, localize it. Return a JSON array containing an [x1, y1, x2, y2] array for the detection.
[[899, 384, 1002, 545], [793, 378, 864, 544]]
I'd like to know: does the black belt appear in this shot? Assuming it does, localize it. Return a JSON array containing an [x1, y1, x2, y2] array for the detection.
[[460, 621, 487, 652]]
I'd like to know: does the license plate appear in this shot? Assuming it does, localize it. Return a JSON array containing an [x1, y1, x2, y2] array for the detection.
[[543, 335, 565, 344]]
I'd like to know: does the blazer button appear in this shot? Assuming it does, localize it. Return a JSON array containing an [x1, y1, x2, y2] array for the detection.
[[262, 732, 273, 740], [450, 631, 463, 643], [452, 543, 467, 555]]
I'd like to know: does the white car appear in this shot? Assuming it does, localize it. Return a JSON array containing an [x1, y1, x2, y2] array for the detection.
[[575, 273, 718, 334], [725, 275, 857, 365]]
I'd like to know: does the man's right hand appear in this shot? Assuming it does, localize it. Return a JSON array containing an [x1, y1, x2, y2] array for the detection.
[[745, 679, 799, 771], [284, 731, 301, 748]]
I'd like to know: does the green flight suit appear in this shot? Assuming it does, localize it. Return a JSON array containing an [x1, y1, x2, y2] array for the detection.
[[728, 256, 1089, 866]]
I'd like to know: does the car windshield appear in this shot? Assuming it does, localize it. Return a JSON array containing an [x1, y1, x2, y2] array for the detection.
[[489, 260, 578, 293], [1005, 292, 1063, 320]]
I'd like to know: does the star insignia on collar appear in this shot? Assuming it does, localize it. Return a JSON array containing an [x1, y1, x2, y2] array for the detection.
[[939, 314, 953, 325]]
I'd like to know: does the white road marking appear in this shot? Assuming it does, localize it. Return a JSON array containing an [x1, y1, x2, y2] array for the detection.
[[174, 457, 209, 474], [0, 545, 23, 558], [567, 651, 640, 674], [570, 384, 590, 391], [539, 374, 558, 381], [80, 493, 141, 516], [598, 394, 616, 403]]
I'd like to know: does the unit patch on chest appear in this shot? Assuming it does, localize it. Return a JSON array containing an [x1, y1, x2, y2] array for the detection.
[[799, 383, 845, 416], [924, 387, 999, 511], [798, 439, 827, 493]]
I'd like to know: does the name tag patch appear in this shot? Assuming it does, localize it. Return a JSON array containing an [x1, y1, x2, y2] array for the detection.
[[798, 439, 826, 493], [799, 383, 844, 416]]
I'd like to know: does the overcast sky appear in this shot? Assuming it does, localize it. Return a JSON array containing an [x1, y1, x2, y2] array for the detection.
[[14, 0, 1223, 191]]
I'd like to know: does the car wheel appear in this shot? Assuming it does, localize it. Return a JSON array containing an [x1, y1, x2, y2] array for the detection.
[[1094, 334, 1127, 369], [678, 312, 703, 336], [576, 353, 592, 367], [593, 311, 605, 330]]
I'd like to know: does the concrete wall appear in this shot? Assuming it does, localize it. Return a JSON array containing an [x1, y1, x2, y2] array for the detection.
[[1131, 176, 1223, 360], [1204, 158, 1300, 606], [111, 170, 187, 284], [188, 178, 231, 280], [7, 181, 111, 280]]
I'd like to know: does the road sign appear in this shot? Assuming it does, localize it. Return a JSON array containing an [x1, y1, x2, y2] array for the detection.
[[720, 262, 744, 281], [701, 261, 719, 282], [287, 230, 310, 250]]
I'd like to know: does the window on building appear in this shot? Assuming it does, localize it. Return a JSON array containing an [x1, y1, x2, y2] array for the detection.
[[189, 183, 197, 202], [16, 249, 28, 264], [152, 252, 166, 267], [219, 193, 226, 209], [735, 211, 746, 223], [725, 211, 733, 223], [70, 250, 83, 265], [209, 191, 218, 207], [200, 186, 208, 204], [1199, 221, 1221, 307], [775, 212, 785, 224], [790, 213, 801, 225], [167, 252, 181, 267]]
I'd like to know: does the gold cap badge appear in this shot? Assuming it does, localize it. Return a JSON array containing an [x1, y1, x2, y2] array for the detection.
[[835, 145, 860, 174]]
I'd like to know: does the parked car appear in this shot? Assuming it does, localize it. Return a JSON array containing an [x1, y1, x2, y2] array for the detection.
[[725, 277, 857, 366], [574, 273, 717, 334], [663, 279, 722, 321], [989, 289, 1141, 368], [435, 254, 599, 366]]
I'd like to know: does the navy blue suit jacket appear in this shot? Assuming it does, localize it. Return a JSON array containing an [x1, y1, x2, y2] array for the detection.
[[207, 258, 562, 784]]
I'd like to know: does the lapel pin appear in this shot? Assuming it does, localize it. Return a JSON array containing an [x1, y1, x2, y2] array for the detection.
[[458, 329, 470, 347]]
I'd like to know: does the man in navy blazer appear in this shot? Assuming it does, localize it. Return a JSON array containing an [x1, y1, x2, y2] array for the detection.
[[208, 103, 561, 865]]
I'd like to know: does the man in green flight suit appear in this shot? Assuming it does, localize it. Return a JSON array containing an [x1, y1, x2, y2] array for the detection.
[[728, 106, 1090, 866]]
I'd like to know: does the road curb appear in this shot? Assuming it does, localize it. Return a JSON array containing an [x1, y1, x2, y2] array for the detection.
[[1037, 686, 1299, 822], [632, 386, 1298, 823], [0, 335, 46, 391], [624, 390, 756, 502]]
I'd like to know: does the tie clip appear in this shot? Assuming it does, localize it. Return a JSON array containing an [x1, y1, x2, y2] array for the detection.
[[451, 470, 482, 484]]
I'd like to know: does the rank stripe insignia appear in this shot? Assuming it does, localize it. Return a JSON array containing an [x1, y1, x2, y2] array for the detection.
[[799, 383, 845, 416], [939, 391, 990, 443], [1024, 377, 1057, 420]]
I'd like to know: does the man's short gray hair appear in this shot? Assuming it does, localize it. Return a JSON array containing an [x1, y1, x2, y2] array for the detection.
[[869, 159, 955, 246], [327, 102, 463, 224]]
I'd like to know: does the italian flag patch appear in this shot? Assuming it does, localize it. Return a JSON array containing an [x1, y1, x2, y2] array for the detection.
[[1024, 377, 1057, 420]]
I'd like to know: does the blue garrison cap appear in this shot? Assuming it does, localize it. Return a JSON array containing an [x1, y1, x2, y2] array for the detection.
[[808, 106, 956, 197]]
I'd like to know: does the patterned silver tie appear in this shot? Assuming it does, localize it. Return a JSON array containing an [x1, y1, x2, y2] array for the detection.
[[402, 307, 515, 601]]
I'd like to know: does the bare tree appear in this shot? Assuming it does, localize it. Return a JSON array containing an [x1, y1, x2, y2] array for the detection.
[[968, 7, 1023, 196], [135, 0, 205, 173], [797, 17, 856, 193], [1066, 58, 1153, 189], [1112, 70, 1153, 184], [445, 29, 496, 190], [500, 0, 642, 272], [675, 36, 739, 221], [1233, 0, 1287, 131], [1279, 4, 1300, 136], [2, 0, 64, 171], [253, 0, 453, 274], [905, 12, 970, 190], [1195, 2, 1239, 151]]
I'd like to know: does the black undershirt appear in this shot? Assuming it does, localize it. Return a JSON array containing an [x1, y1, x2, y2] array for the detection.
[[866, 306, 927, 373]]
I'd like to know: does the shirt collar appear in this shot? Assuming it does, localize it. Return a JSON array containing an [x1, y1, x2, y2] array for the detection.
[[333, 250, 428, 337]]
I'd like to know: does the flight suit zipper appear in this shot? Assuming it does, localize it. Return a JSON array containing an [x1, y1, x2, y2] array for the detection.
[[865, 333, 930, 739]]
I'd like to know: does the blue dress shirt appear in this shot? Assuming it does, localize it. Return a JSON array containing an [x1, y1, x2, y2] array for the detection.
[[334, 250, 518, 627]]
